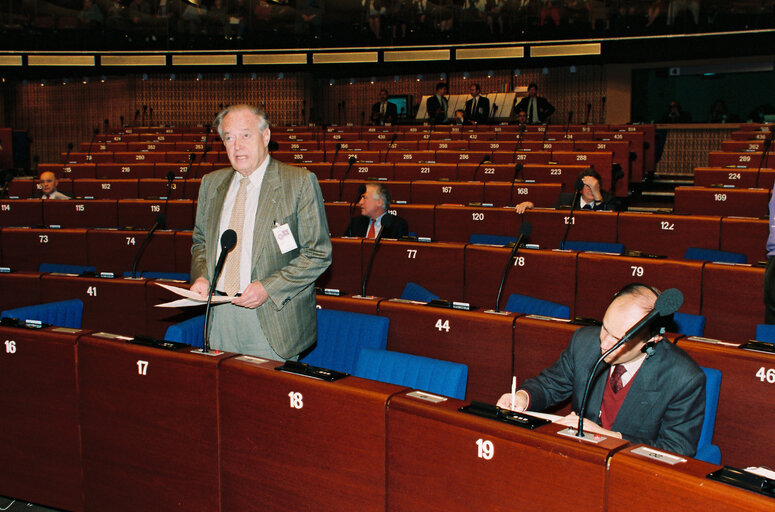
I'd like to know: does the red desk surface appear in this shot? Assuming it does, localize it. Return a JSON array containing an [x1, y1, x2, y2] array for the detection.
[[219, 356, 406, 512], [316, 293, 382, 315], [616, 212, 722, 260], [379, 300, 516, 402], [0, 227, 88, 271], [700, 263, 764, 342], [484, 182, 562, 208], [39, 163, 96, 180], [117, 199, 194, 230], [390, 203, 435, 239], [0, 199, 43, 227], [0, 271, 41, 310], [331, 161, 394, 181], [174, 230, 193, 273], [674, 186, 769, 218], [71, 178, 139, 199], [0, 326, 84, 512], [410, 180, 484, 205], [85, 228, 177, 273], [386, 391, 629, 511], [78, 334, 233, 512], [692, 167, 759, 188], [43, 199, 119, 228], [316, 237, 363, 295], [676, 337, 775, 468], [95, 162, 156, 179], [608, 444, 774, 511], [434, 205, 520, 243], [720, 216, 768, 264], [523, 208, 619, 249], [393, 162, 457, 181], [138, 178, 201, 200]]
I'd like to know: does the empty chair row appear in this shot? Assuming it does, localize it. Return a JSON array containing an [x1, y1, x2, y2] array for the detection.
[[60, 150, 230, 165], [7, 178, 201, 200], [693, 167, 775, 189], [707, 151, 774, 169], [674, 186, 770, 217], [36, 161, 220, 180]]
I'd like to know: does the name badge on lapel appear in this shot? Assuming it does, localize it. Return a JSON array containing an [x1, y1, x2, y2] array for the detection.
[[273, 222, 298, 254]]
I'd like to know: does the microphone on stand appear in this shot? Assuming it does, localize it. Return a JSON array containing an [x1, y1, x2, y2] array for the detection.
[[141, 105, 148, 126], [508, 163, 524, 206], [757, 131, 774, 173], [338, 156, 357, 201], [426, 119, 436, 151], [149, 107, 154, 126], [584, 103, 592, 125], [180, 152, 195, 201], [359, 225, 385, 298], [575, 288, 684, 439], [492, 222, 533, 312], [512, 123, 526, 163], [130, 211, 167, 278], [103, 118, 109, 133], [120, 115, 125, 128], [383, 133, 397, 163], [471, 154, 489, 183], [63, 142, 74, 164], [328, 142, 342, 180], [559, 178, 584, 250], [163, 170, 175, 209], [565, 111, 574, 139], [86, 127, 99, 162], [133, 110, 140, 126], [201, 229, 238, 353], [600, 96, 607, 124]]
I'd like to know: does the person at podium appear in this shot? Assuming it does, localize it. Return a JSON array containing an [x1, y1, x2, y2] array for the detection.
[[345, 183, 408, 239], [497, 284, 706, 457], [190, 104, 332, 361]]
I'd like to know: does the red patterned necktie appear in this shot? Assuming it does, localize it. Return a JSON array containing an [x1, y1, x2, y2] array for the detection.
[[366, 219, 375, 239], [610, 365, 626, 394]]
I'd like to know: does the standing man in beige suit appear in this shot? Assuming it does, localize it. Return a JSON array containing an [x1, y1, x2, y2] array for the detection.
[[190, 104, 332, 360]]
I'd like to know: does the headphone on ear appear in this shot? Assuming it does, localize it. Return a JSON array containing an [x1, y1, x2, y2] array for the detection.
[[613, 282, 671, 341]]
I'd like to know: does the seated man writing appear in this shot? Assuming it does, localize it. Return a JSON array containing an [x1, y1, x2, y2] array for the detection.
[[497, 283, 706, 457]]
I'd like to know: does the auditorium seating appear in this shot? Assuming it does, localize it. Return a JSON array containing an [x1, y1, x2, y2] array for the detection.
[[1, 298, 83, 328], [684, 247, 747, 264], [504, 293, 571, 319], [163, 314, 205, 347], [696, 366, 722, 464]]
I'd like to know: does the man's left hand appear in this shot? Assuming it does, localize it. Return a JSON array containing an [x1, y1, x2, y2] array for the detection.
[[232, 281, 269, 309], [555, 412, 622, 439]]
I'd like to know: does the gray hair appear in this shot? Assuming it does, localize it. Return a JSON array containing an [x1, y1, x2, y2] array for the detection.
[[213, 104, 270, 138], [368, 182, 392, 210]]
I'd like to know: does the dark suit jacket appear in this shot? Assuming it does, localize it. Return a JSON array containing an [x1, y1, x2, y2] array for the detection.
[[514, 95, 555, 124], [555, 190, 621, 211], [426, 94, 448, 124], [465, 96, 490, 124], [345, 213, 409, 239], [520, 326, 706, 456], [371, 101, 398, 125], [191, 157, 332, 358]]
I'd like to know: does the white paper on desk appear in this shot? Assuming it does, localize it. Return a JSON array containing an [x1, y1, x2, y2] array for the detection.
[[154, 282, 232, 308], [524, 411, 562, 422]]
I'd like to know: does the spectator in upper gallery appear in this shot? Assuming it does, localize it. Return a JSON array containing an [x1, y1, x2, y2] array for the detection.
[[661, 100, 692, 123], [38, 171, 70, 200], [708, 99, 728, 123], [371, 88, 398, 125], [363, 0, 386, 40], [464, 83, 490, 125], [426, 82, 449, 124], [78, 0, 104, 27], [514, 83, 555, 124], [345, 183, 409, 239], [666, 0, 700, 26]]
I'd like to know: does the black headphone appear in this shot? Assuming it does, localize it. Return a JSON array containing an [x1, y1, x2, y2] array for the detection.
[[612, 283, 670, 355]]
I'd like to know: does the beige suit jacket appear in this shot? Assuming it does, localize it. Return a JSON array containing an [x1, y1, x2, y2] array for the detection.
[[191, 157, 332, 358]]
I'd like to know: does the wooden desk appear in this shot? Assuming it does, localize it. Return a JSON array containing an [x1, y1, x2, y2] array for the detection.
[[434, 205, 520, 243], [1, 227, 88, 271], [523, 209, 619, 250]]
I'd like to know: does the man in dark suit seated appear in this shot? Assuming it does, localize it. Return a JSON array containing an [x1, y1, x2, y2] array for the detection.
[[514, 82, 555, 124], [514, 168, 621, 214], [370, 88, 398, 126], [464, 83, 490, 125], [345, 183, 408, 239], [497, 283, 706, 457]]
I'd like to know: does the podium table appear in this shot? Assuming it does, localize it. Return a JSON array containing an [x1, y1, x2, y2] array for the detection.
[[218, 356, 408, 512]]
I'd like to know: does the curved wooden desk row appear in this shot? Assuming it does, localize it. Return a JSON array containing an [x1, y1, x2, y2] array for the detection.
[[693, 167, 775, 190], [7, 178, 203, 201], [673, 186, 770, 217], [0, 322, 770, 512], [38, 161, 220, 180]]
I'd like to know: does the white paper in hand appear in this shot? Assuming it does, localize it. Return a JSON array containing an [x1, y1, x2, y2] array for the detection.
[[154, 282, 232, 308]]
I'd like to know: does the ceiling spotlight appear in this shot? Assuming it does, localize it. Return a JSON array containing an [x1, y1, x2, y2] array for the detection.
[[251, 73, 257, 80], [487, 70, 494, 78], [329, 79, 335, 86], [462, 72, 469, 80], [169, 73, 176, 81], [393, 75, 399, 82], [223, 73, 230, 80], [513, 69, 521, 76], [196, 73, 202, 81], [82, 77, 88, 84], [570, 65, 577, 73], [100, 75, 106, 83], [542, 67, 549, 75], [440, 73, 447, 81], [416, 74, 423, 82], [369, 76, 376, 84], [278, 72, 284, 80]]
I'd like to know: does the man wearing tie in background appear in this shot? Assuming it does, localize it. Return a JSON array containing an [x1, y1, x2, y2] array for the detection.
[[497, 284, 706, 457], [371, 88, 398, 125], [464, 83, 490, 125], [345, 183, 409, 239], [425, 82, 449, 124], [190, 104, 331, 360], [514, 83, 555, 124]]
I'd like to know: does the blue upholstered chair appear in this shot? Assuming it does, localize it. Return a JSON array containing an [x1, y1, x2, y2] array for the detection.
[[754, 324, 775, 343], [684, 247, 746, 264], [670, 312, 706, 337], [695, 366, 722, 464], [560, 241, 625, 254], [300, 309, 389, 374], [504, 293, 570, 319], [124, 271, 191, 281], [163, 315, 205, 348], [353, 348, 468, 400], [1, 299, 84, 329], [39, 263, 96, 275], [469, 234, 517, 246], [401, 282, 440, 302]]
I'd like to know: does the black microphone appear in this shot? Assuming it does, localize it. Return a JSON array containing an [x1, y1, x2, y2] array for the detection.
[[757, 131, 774, 173], [360, 225, 385, 298], [149, 107, 154, 126], [63, 142, 74, 164], [329, 142, 342, 180], [426, 119, 436, 151], [585, 103, 592, 125], [490, 102, 498, 120], [600, 96, 606, 124], [203, 123, 212, 144], [202, 229, 238, 353], [163, 170, 175, 208], [559, 179, 584, 250], [141, 104, 147, 125], [512, 123, 526, 163], [86, 127, 99, 162], [338, 156, 357, 201], [103, 118, 109, 133], [0, 169, 14, 199], [130, 212, 167, 278], [472, 154, 489, 183], [181, 152, 195, 200], [383, 133, 397, 163], [133, 110, 140, 126], [120, 115, 125, 128], [576, 288, 684, 438], [347, 183, 368, 229], [493, 221, 532, 312], [508, 163, 524, 206], [565, 111, 574, 138]]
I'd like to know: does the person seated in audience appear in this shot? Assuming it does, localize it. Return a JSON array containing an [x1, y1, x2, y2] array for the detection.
[[371, 88, 398, 125], [514, 108, 528, 128], [514, 168, 619, 213], [514, 83, 555, 124], [345, 183, 409, 239], [453, 109, 466, 125], [497, 283, 706, 457], [38, 171, 69, 199]]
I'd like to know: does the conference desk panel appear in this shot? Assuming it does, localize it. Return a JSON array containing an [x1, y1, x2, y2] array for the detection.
[[701, 263, 764, 342], [117, 199, 194, 230], [322, 140, 370, 152], [85, 228, 177, 273], [95, 162, 156, 179], [315, 237, 363, 296], [692, 167, 759, 188], [154, 161, 200, 180], [41, 275, 148, 336], [521, 163, 587, 191], [272, 150, 326, 165], [510, 150, 552, 165], [616, 212, 722, 260], [674, 186, 769, 218], [363, 240, 465, 300], [327, 132, 361, 142], [71, 178, 139, 200], [463, 246, 577, 314], [721, 140, 767, 152], [112, 151, 167, 164], [337, 150, 382, 164], [174, 230, 193, 273], [43, 199, 119, 228], [324, 202, 354, 236], [319, 180, 412, 205], [39, 163, 96, 180], [608, 445, 774, 511], [427, 140, 469, 151], [675, 337, 775, 468], [575, 253, 703, 319], [0, 271, 41, 310], [0, 199, 43, 227], [138, 178, 202, 200], [457, 163, 514, 182], [434, 150, 492, 165], [331, 161, 394, 181], [435, 205, 519, 243], [6, 179, 34, 198], [219, 356, 405, 512], [63, 152, 113, 164], [78, 141, 127, 152], [78, 334, 231, 512], [315, 293, 381, 314], [386, 391, 629, 512], [379, 301, 515, 402], [411, 181, 483, 206], [522, 209, 619, 250], [0, 227, 88, 271], [126, 141, 177, 152], [720, 217, 768, 264], [0, 326, 83, 512], [393, 162, 457, 181], [390, 203, 435, 239], [707, 151, 772, 169], [484, 182, 562, 209], [370, 140, 420, 152], [385, 150, 436, 163], [757, 169, 775, 190]]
